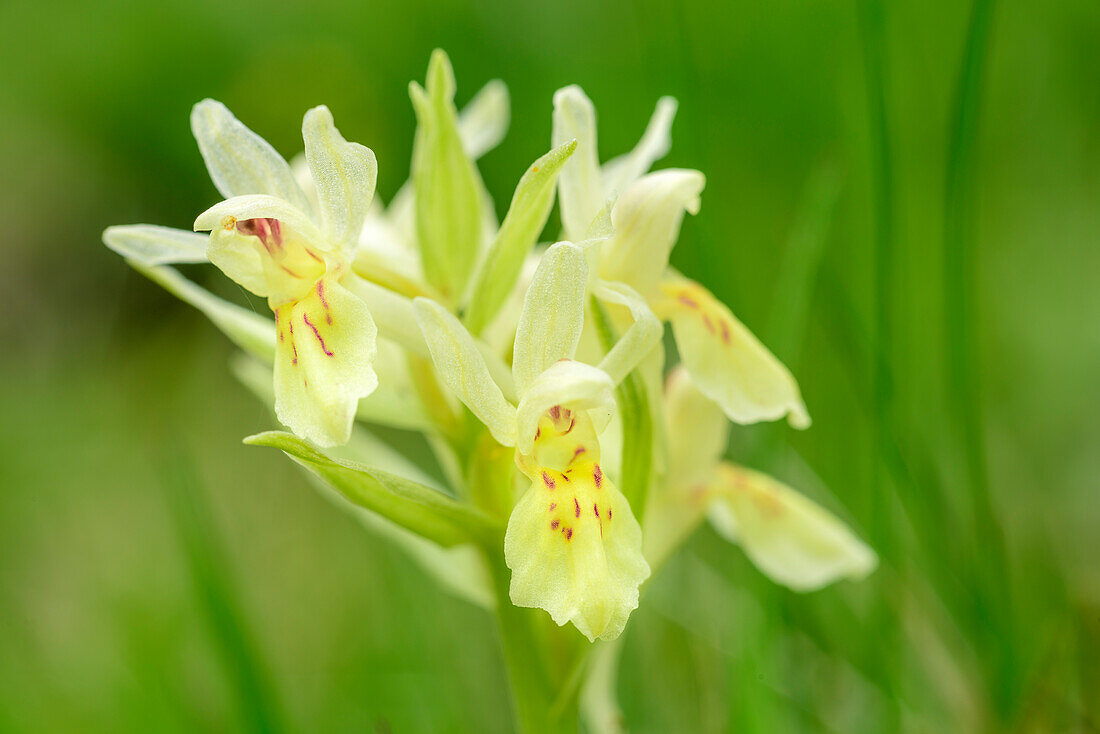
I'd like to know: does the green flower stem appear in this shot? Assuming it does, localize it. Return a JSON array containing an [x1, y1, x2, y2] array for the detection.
[[486, 550, 580, 734], [589, 296, 653, 521]]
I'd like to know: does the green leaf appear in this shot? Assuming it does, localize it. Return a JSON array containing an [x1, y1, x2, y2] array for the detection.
[[463, 140, 577, 335], [409, 49, 485, 302], [244, 431, 499, 547]]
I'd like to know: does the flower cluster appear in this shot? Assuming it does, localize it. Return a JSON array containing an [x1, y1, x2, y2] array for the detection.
[[104, 50, 875, 651]]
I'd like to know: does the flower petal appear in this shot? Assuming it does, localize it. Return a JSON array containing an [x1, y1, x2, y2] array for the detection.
[[512, 242, 588, 395], [233, 342, 431, 433], [273, 277, 378, 446], [553, 85, 603, 241], [302, 105, 378, 248], [599, 169, 705, 299], [103, 225, 208, 266], [463, 140, 577, 335], [190, 99, 313, 214], [592, 280, 663, 386], [413, 297, 517, 446], [515, 360, 614, 455], [409, 49, 485, 301], [201, 225, 267, 298], [660, 277, 810, 428], [706, 463, 877, 591], [194, 194, 322, 242], [600, 96, 678, 199], [457, 79, 510, 160], [357, 209, 422, 282], [505, 459, 649, 641]]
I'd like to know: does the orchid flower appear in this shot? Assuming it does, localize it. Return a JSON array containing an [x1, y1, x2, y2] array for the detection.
[[414, 241, 653, 640], [647, 366, 876, 585], [553, 85, 810, 430], [105, 101, 380, 447], [102, 50, 879, 730]]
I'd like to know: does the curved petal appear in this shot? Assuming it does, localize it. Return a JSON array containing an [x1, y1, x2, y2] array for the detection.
[[205, 225, 270, 297], [413, 297, 517, 446], [599, 169, 705, 299], [512, 242, 588, 395], [707, 463, 877, 591], [592, 280, 663, 386], [661, 277, 810, 429], [553, 85, 603, 241], [190, 99, 313, 215], [600, 96, 678, 199], [515, 360, 614, 455], [194, 195, 322, 244], [206, 217, 328, 306], [103, 225, 208, 266], [457, 79, 510, 160], [505, 460, 649, 641], [273, 277, 378, 446], [303, 105, 378, 248]]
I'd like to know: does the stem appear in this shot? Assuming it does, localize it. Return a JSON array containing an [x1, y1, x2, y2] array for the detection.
[[589, 297, 653, 520], [485, 550, 579, 734]]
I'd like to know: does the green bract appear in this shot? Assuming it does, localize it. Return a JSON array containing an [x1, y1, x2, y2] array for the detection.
[[103, 49, 875, 733]]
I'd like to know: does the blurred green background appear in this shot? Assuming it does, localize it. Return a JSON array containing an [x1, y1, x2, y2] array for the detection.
[[2, 0, 1098, 731]]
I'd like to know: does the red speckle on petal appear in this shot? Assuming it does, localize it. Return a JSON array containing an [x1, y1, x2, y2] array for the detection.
[[302, 313, 334, 357], [593, 464, 602, 488], [542, 471, 555, 490], [550, 519, 559, 530], [574, 497, 581, 518], [316, 281, 333, 324], [564, 527, 573, 541]]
